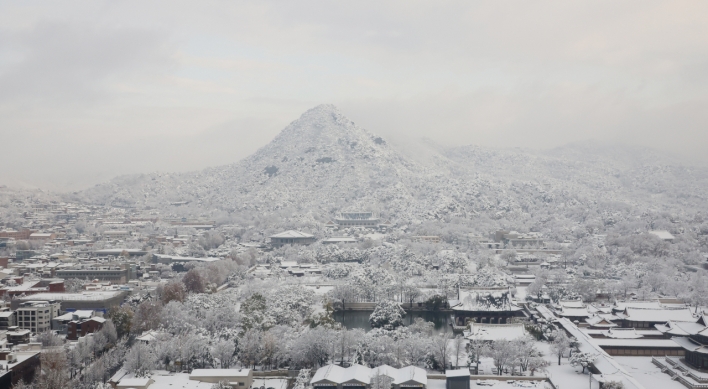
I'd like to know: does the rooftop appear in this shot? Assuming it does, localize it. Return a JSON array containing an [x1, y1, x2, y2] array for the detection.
[[14, 291, 124, 302], [189, 368, 251, 378], [270, 230, 314, 239]]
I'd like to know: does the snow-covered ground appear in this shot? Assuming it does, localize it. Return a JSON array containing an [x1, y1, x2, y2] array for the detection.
[[537, 341, 595, 389], [430, 379, 550, 389], [614, 357, 685, 389], [252, 378, 288, 389]]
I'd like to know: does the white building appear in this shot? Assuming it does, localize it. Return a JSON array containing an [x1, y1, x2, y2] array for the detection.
[[311, 364, 427, 389], [16, 301, 60, 333]]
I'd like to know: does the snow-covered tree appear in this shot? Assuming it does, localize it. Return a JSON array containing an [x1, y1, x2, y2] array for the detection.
[[211, 339, 236, 368], [124, 343, 157, 377], [482, 339, 516, 375], [569, 352, 597, 373], [293, 368, 312, 389], [369, 300, 405, 330]]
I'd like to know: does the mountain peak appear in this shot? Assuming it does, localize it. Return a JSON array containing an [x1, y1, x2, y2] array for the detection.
[[271, 104, 377, 148]]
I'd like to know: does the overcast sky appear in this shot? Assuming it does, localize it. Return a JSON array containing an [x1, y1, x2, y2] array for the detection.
[[1, 1, 707, 190]]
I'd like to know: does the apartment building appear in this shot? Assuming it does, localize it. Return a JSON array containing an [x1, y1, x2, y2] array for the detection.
[[15, 301, 60, 333]]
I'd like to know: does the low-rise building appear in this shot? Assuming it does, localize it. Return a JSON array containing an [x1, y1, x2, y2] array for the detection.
[[311, 364, 426, 389], [269, 230, 316, 248], [0, 311, 16, 331], [28, 233, 55, 241], [56, 264, 132, 282], [6, 329, 30, 345], [53, 310, 93, 335], [445, 370, 470, 389], [491, 230, 543, 248], [68, 316, 105, 340], [103, 230, 130, 240], [333, 212, 381, 228]]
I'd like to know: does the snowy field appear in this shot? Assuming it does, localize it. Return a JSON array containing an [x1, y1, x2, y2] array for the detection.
[[614, 357, 686, 389]]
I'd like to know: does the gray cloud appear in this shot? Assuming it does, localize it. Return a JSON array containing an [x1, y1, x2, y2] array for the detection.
[[0, 1, 707, 190]]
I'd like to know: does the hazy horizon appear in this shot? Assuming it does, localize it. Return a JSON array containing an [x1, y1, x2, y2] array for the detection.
[[2, 1, 708, 190]]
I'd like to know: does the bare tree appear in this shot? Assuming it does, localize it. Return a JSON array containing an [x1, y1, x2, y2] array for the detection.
[[452, 335, 466, 368], [101, 319, 118, 345], [183, 268, 205, 293], [483, 340, 516, 375], [37, 349, 70, 389], [132, 300, 163, 334], [371, 370, 393, 389], [550, 330, 571, 365], [161, 280, 187, 304], [431, 333, 451, 371], [37, 330, 63, 347]]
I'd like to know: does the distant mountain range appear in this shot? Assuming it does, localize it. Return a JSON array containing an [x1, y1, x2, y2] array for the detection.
[[74, 105, 708, 229]]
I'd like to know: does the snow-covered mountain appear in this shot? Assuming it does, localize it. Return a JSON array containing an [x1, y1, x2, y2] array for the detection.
[[76, 104, 708, 230], [78, 105, 467, 222]]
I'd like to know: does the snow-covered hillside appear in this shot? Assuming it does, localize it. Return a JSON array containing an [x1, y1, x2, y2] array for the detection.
[[75, 105, 708, 230]]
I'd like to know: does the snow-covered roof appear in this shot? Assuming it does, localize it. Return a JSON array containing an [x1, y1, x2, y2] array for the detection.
[[601, 328, 642, 339], [535, 305, 558, 322], [312, 364, 367, 385], [465, 323, 527, 341], [15, 291, 124, 302], [116, 377, 152, 387], [136, 330, 162, 343], [311, 364, 426, 386], [593, 338, 680, 348], [449, 290, 522, 312], [622, 307, 695, 323], [649, 230, 675, 241], [73, 310, 94, 318], [118, 372, 213, 389], [559, 299, 585, 308], [270, 230, 314, 239], [189, 369, 251, 378], [585, 315, 618, 328], [557, 308, 590, 318], [557, 318, 647, 389], [445, 369, 469, 378], [373, 365, 427, 385], [655, 320, 706, 336], [613, 300, 664, 311], [672, 336, 708, 354]]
